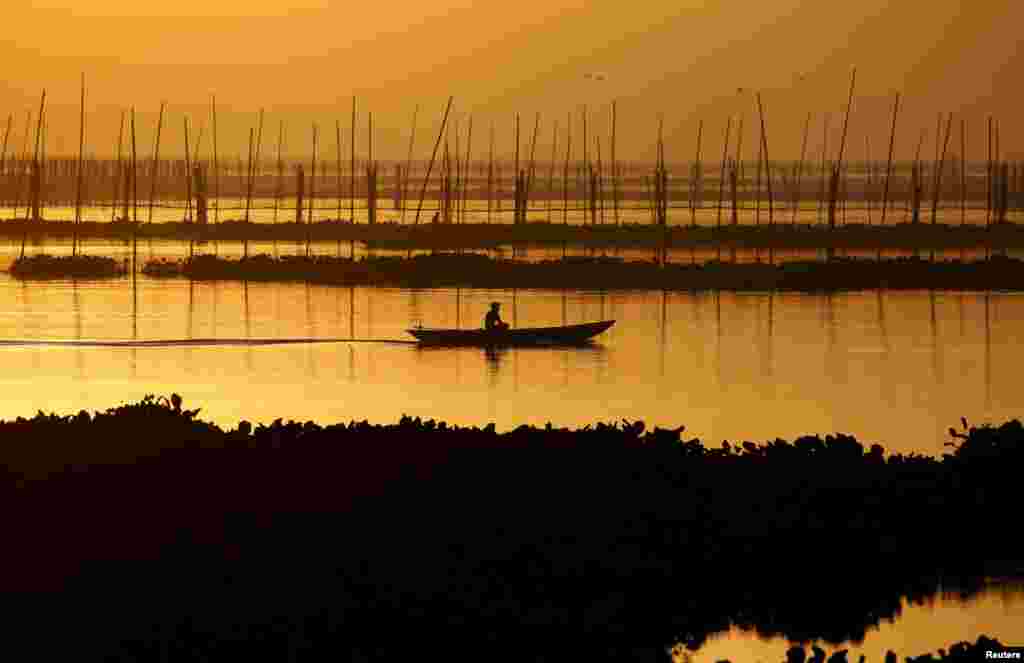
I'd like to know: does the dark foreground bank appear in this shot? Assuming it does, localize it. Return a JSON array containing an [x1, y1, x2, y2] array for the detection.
[[1, 397, 1021, 661]]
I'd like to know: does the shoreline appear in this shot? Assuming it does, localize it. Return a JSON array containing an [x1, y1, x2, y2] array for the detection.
[[1, 395, 1021, 660]]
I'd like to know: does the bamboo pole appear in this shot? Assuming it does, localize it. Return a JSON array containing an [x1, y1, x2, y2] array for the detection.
[[0, 115, 10, 213], [463, 115, 473, 224], [336, 119, 342, 227], [453, 117, 461, 224], [147, 102, 165, 225], [733, 114, 744, 225], [829, 68, 856, 233], [716, 117, 732, 228], [350, 97, 356, 225], [986, 116, 992, 227], [73, 73, 86, 257], [932, 111, 942, 209], [817, 114, 830, 224], [130, 106, 137, 268], [30, 93, 46, 225], [526, 111, 540, 222], [110, 111, 125, 223], [402, 104, 419, 223], [907, 129, 926, 225], [244, 127, 254, 224], [657, 113, 665, 228], [547, 120, 558, 223], [274, 121, 284, 225], [37, 119, 47, 225], [792, 111, 811, 225], [692, 119, 703, 227], [929, 112, 953, 261], [211, 96, 220, 233], [413, 97, 454, 226], [755, 117, 763, 225], [864, 136, 872, 224], [612, 100, 619, 225], [19, 91, 45, 259], [596, 133, 604, 227], [487, 123, 494, 224], [931, 113, 953, 226], [185, 117, 194, 255], [757, 92, 774, 227], [582, 106, 588, 225], [185, 117, 194, 223], [563, 114, 571, 229], [880, 93, 900, 229], [513, 113, 520, 223], [960, 118, 966, 226], [367, 112, 374, 224], [13, 111, 31, 224], [308, 123, 317, 257]]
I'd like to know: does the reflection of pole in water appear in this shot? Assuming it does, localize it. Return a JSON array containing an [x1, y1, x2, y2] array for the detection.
[[455, 287, 460, 330], [131, 268, 138, 378], [929, 290, 942, 384], [185, 279, 194, 373], [715, 289, 722, 388], [512, 288, 517, 328], [561, 290, 567, 327], [659, 289, 667, 380], [761, 290, 774, 382], [984, 292, 991, 410], [244, 280, 253, 373], [349, 286, 355, 340], [72, 279, 84, 376], [958, 293, 965, 338], [305, 281, 316, 379], [366, 289, 374, 378], [877, 290, 890, 359], [513, 347, 519, 394], [824, 293, 839, 386]]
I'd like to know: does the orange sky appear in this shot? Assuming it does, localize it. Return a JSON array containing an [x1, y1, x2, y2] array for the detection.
[[2, 0, 1020, 161]]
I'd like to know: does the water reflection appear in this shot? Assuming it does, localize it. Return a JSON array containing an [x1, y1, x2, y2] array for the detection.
[[680, 580, 1024, 663], [0, 276, 1020, 455]]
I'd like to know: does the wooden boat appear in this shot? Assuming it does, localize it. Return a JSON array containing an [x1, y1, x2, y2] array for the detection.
[[407, 320, 615, 346]]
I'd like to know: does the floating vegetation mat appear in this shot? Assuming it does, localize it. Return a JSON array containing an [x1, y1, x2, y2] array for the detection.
[[8, 253, 125, 278], [133, 251, 1024, 291]]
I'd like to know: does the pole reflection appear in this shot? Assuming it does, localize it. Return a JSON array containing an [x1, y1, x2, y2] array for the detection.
[[930, 290, 942, 384]]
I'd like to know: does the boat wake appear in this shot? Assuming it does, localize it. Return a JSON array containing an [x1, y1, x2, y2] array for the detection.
[[0, 338, 418, 348]]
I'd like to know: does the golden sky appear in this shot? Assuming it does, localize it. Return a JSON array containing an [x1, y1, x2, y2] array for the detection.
[[1, 0, 1020, 160]]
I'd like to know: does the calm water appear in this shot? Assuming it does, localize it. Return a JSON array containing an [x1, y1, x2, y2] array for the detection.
[[675, 581, 1024, 662], [7, 197, 1015, 227], [1, 250, 1022, 655], [0, 265, 1022, 452]]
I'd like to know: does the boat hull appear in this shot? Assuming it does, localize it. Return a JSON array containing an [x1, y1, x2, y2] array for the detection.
[[407, 320, 615, 346]]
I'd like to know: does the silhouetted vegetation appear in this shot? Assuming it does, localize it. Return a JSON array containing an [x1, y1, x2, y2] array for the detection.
[[0, 395, 1020, 660], [131, 250, 1024, 291], [8, 253, 124, 278]]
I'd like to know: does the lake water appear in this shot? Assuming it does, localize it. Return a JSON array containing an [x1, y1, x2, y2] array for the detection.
[[6, 196, 1013, 228], [1, 263, 1020, 453], [675, 580, 1024, 662], [1, 238, 1022, 658]]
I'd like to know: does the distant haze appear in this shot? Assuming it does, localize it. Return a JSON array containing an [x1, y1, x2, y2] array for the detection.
[[2, 0, 1020, 161]]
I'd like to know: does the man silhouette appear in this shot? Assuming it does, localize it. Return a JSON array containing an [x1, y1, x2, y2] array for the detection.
[[484, 302, 509, 332]]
